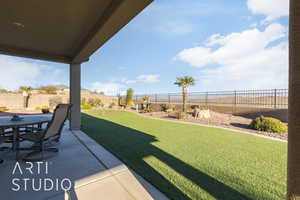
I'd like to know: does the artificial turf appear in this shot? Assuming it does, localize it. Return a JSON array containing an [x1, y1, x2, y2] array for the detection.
[[81, 110, 287, 200]]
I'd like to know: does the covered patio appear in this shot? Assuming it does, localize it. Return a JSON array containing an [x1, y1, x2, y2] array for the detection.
[[0, 115, 167, 199], [0, 0, 169, 199], [0, 0, 300, 199]]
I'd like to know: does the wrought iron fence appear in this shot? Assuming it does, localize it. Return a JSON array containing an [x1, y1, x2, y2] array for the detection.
[[133, 89, 288, 109]]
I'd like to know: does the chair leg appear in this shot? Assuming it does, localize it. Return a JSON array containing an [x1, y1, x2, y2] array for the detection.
[[22, 142, 59, 162]]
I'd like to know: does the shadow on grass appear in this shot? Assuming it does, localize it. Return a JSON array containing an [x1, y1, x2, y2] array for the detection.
[[81, 113, 251, 200]]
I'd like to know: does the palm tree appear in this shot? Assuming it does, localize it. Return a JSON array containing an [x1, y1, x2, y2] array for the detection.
[[174, 76, 195, 112], [141, 96, 150, 109], [19, 86, 32, 108]]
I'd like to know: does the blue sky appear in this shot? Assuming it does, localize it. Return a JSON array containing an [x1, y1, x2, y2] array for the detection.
[[0, 0, 289, 95]]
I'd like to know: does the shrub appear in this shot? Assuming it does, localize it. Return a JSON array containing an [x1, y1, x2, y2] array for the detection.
[[140, 108, 153, 113], [93, 98, 104, 107], [35, 106, 41, 111], [125, 88, 134, 107], [126, 101, 135, 108], [41, 105, 50, 109], [250, 116, 287, 134], [149, 104, 161, 112], [175, 111, 189, 120], [109, 102, 117, 108], [161, 104, 175, 112], [87, 98, 104, 108], [41, 105, 50, 114], [0, 106, 8, 112], [38, 86, 57, 94], [81, 104, 92, 110]]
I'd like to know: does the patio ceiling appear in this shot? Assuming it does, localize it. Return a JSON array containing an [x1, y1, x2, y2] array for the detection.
[[0, 0, 152, 64]]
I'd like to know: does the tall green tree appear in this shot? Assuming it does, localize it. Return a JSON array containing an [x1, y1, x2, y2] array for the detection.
[[19, 86, 32, 108], [125, 88, 134, 107], [174, 76, 195, 112]]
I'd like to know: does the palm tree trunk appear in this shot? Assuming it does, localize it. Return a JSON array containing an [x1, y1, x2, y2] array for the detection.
[[182, 87, 187, 112], [288, 0, 300, 199], [23, 96, 29, 108]]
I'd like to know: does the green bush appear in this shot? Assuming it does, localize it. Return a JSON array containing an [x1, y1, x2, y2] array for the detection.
[[41, 105, 50, 110], [250, 116, 287, 134], [35, 106, 41, 111], [125, 88, 134, 107], [139, 108, 153, 113], [0, 106, 8, 112], [81, 104, 92, 110], [109, 102, 117, 108], [41, 105, 50, 113], [87, 98, 103, 108]]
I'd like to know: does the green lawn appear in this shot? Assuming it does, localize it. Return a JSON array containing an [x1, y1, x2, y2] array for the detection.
[[82, 110, 287, 200]]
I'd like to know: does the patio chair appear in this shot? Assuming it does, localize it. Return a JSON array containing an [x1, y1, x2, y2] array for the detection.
[[0, 135, 9, 164], [20, 104, 71, 161]]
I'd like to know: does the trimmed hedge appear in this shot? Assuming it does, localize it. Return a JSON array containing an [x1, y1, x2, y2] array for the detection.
[[250, 116, 287, 134]]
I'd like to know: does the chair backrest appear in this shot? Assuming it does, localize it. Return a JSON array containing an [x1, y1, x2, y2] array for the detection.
[[44, 104, 71, 139], [0, 136, 5, 144]]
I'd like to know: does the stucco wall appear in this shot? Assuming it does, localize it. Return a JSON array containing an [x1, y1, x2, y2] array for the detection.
[[0, 93, 118, 109]]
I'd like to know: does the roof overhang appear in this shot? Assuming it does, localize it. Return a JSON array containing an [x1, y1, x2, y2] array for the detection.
[[0, 0, 152, 64]]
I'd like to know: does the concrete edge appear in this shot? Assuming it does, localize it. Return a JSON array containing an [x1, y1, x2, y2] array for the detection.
[[71, 130, 169, 200]]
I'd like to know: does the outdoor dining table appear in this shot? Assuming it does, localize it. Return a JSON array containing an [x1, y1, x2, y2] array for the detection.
[[0, 115, 52, 160]]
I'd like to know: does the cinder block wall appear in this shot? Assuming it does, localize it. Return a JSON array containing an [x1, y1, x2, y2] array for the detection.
[[0, 93, 118, 109]]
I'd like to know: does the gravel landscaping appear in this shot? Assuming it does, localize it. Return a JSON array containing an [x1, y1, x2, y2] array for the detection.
[[139, 110, 288, 141]]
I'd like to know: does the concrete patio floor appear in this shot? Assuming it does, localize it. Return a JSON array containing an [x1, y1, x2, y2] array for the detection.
[[0, 116, 168, 200]]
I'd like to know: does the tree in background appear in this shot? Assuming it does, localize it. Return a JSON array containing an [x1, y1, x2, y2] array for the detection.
[[141, 96, 150, 109], [125, 88, 134, 107], [38, 85, 57, 94], [0, 88, 8, 94], [174, 76, 195, 112], [19, 86, 32, 108]]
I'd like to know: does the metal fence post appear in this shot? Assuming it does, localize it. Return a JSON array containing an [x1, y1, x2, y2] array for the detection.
[[234, 90, 237, 113], [274, 89, 277, 109], [155, 94, 157, 103]]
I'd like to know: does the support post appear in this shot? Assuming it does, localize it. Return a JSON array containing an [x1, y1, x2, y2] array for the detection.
[[234, 90, 237, 114], [205, 92, 208, 106], [274, 89, 277, 109], [288, 0, 300, 199], [69, 63, 81, 130]]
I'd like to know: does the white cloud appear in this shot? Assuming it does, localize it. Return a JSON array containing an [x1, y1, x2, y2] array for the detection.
[[247, 0, 289, 21], [123, 74, 160, 84], [136, 74, 160, 83], [91, 74, 159, 95], [0, 55, 65, 91], [155, 20, 195, 36], [176, 23, 288, 90], [90, 82, 125, 96]]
